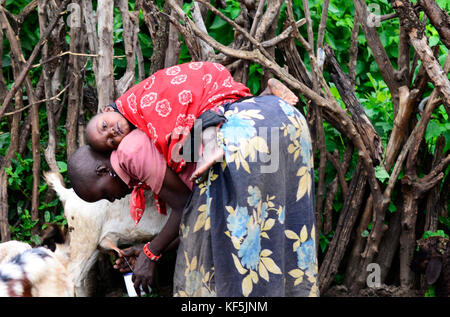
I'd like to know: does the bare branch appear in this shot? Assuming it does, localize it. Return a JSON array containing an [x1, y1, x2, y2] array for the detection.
[[96, 0, 114, 110], [353, 0, 400, 94], [391, 0, 450, 112], [0, 0, 71, 121], [348, 10, 359, 85], [249, 0, 265, 37], [419, 0, 450, 49], [194, 0, 275, 62], [261, 18, 306, 48], [317, 0, 330, 51], [192, 1, 215, 61]]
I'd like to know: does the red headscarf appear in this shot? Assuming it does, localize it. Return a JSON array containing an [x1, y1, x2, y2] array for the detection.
[[115, 62, 251, 224]]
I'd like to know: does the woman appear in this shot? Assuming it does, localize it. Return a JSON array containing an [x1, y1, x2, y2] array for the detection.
[[171, 95, 318, 296], [68, 95, 318, 297]]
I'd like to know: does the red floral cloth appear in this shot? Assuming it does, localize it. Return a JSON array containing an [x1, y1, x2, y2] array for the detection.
[[115, 61, 252, 172], [114, 62, 251, 225]]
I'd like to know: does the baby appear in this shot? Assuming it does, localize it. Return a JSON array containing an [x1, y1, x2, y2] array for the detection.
[[86, 104, 225, 181], [86, 62, 297, 181]]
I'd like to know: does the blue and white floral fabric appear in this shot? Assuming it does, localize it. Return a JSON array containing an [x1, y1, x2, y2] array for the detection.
[[173, 95, 318, 297]]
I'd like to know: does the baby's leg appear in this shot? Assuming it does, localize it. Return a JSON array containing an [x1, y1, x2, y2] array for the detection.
[[260, 78, 299, 105], [190, 127, 224, 181]]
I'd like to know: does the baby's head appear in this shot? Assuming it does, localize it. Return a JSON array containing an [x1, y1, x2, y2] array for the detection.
[[86, 106, 132, 152], [67, 145, 131, 202]]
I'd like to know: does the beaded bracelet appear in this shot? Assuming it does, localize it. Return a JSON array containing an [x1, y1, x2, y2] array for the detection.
[[143, 242, 162, 262]]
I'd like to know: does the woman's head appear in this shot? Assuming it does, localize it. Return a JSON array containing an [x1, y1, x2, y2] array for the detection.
[[86, 106, 131, 152], [67, 145, 131, 202]]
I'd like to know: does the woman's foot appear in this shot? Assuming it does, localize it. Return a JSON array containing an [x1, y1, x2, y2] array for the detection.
[[262, 78, 299, 105]]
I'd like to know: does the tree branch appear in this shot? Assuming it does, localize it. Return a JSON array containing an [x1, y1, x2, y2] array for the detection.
[[391, 0, 450, 112], [353, 0, 401, 94], [0, 0, 71, 121], [194, 0, 275, 62], [419, 0, 450, 49]]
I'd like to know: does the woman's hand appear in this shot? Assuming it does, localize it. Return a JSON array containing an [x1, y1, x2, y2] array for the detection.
[[132, 250, 157, 296], [113, 168, 189, 295], [113, 243, 156, 296], [113, 244, 143, 273]]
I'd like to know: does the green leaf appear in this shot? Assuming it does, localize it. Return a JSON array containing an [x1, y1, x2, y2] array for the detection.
[[57, 161, 67, 173], [248, 63, 262, 94], [39, 183, 47, 193], [425, 121, 444, 142], [423, 230, 449, 240], [388, 202, 397, 213], [0, 132, 10, 151], [425, 285, 436, 297], [209, 16, 227, 30], [429, 36, 440, 47], [319, 231, 333, 253], [138, 33, 153, 48], [30, 234, 41, 246], [44, 210, 51, 223], [374, 165, 389, 183], [182, 2, 194, 17]]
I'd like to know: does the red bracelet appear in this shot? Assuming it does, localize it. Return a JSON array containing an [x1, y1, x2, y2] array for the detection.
[[143, 242, 162, 261]]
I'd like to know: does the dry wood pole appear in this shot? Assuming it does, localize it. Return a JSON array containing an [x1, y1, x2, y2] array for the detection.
[[0, 0, 70, 239]]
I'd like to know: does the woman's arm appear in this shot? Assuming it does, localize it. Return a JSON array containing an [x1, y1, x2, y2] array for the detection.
[[131, 166, 191, 295], [146, 166, 191, 255]]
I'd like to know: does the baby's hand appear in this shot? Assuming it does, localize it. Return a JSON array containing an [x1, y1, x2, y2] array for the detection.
[[190, 146, 224, 182]]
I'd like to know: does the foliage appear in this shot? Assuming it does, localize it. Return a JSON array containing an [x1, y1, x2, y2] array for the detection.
[[422, 230, 449, 240]]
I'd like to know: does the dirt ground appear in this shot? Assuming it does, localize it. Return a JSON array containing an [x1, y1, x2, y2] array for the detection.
[[322, 284, 425, 297], [91, 251, 176, 297], [92, 252, 427, 297]]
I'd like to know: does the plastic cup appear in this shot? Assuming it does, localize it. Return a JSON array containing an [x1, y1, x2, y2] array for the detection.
[[123, 272, 148, 297]]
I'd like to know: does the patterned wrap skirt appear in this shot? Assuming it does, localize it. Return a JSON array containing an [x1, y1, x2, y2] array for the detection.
[[173, 95, 318, 297]]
